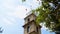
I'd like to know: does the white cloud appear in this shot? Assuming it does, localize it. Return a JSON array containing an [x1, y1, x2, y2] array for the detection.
[[0, 0, 31, 18], [6, 5, 30, 19], [2, 18, 13, 25], [40, 23, 48, 29], [0, 0, 31, 25], [14, 5, 30, 18], [0, 0, 40, 25]]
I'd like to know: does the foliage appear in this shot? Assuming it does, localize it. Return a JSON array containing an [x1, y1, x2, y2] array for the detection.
[[22, 0, 60, 33], [34, 0, 60, 33], [22, 0, 26, 2]]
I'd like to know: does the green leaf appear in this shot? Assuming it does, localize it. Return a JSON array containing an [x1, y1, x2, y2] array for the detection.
[[22, 0, 26, 2]]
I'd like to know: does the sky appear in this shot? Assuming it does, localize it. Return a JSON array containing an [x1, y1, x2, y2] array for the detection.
[[0, 0, 55, 34]]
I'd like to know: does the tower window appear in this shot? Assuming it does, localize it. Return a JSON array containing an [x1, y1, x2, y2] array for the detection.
[[37, 27, 38, 32], [27, 18, 30, 22], [27, 26, 30, 32]]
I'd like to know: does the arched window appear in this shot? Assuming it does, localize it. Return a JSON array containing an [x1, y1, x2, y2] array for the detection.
[[27, 26, 30, 32], [27, 18, 30, 22], [37, 27, 38, 32], [28, 18, 30, 22]]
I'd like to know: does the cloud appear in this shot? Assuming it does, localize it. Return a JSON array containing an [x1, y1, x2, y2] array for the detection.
[[2, 18, 13, 25], [0, 0, 31, 26], [6, 5, 30, 19], [13, 5, 30, 18], [0, 0, 30, 19], [0, 0, 40, 19], [0, 0, 41, 26]]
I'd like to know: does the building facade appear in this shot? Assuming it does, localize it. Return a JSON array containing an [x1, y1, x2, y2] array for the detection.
[[23, 13, 41, 34]]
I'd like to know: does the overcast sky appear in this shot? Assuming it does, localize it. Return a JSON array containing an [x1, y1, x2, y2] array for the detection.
[[0, 0, 55, 34]]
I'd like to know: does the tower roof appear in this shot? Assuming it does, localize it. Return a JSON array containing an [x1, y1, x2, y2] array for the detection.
[[24, 12, 36, 20], [23, 11, 41, 28]]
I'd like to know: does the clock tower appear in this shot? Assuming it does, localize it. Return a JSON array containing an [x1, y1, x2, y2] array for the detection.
[[23, 13, 41, 34]]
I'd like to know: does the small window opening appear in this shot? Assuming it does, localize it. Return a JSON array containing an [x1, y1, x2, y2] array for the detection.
[[37, 27, 38, 32], [27, 26, 30, 32], [28, 18, 30, 22]]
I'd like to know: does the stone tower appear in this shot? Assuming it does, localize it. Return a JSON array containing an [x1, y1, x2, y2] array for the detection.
[[23, 13, 41, 34]]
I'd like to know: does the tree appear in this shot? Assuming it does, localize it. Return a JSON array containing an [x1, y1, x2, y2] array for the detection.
[[34, 0, 60, 34], [22, 0, 60, 34]]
